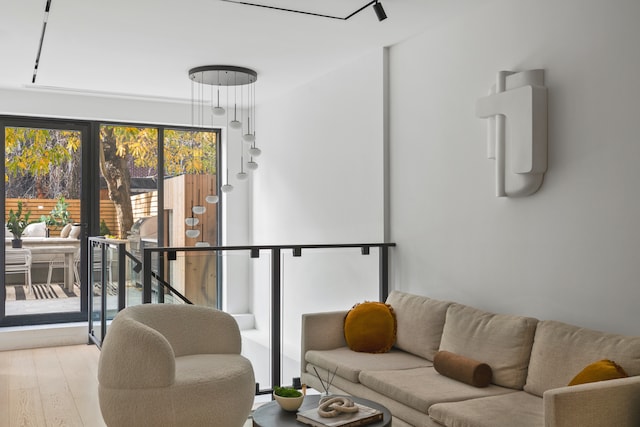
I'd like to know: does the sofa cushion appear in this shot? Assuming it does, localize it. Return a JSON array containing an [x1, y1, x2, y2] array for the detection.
[[305, 347, 431, 383], [344, 301, 396, 353], [439, 303, 538, 390], [428, 391, 543, 427], [385, 290, 452, 361], [359, 367, 515, 414], [22, 221, 47, 237], [524, 320, 640, 397]]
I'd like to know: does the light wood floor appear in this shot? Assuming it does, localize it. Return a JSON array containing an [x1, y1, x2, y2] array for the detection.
[[0, 344, 259, 427], [0, 344, 106, 427]]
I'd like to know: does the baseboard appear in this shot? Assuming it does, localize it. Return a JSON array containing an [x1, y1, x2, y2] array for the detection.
[[0, 322, 88, 351]]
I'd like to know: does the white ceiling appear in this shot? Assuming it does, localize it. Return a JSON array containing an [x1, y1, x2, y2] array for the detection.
[[0, 0, 481, 102]]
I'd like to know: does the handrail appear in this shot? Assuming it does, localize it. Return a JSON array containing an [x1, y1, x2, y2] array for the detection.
[[143, 242, 396, 252], [141, 242, 396, 393], [88, 238, 396, 392]]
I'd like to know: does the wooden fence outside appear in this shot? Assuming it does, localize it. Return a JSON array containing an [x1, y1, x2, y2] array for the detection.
[[6, 198, 119, 236]]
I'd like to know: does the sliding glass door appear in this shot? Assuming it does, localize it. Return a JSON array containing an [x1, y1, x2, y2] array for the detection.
[[1, 117, 221, 328]]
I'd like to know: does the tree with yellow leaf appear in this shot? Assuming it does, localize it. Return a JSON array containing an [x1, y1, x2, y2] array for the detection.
[[100, 126, 216, 238], [6, 125, 216, 239], [5, 127, 81, 198]]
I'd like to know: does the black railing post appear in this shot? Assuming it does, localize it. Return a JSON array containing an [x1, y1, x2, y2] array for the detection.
[[271, 248, 282, 391], [143, 248, 152, 303], [100, 243, 108, 341], [117, 242, 126, 310], [379, 245, 389, 302]]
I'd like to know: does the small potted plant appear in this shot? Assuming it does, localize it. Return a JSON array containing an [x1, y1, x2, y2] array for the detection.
[[273, 385, 305, 412], [7, 201, 32, 248]]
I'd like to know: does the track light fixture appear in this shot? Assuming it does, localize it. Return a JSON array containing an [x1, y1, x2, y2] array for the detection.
[[221, 0, 388, 22], [373, 1, 387, 22]]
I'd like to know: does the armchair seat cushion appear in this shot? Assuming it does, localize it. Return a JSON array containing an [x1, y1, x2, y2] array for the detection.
[[174, 353, 254, 388]]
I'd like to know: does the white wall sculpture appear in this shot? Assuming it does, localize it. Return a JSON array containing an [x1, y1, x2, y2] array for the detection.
[[476, 70, 548, 197]]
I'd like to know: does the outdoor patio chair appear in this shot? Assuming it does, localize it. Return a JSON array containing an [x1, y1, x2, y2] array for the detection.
[[47, 253, 72, 287], [6, 248, 33, 293]]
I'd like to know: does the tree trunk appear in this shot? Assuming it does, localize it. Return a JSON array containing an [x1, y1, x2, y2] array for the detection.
[[99, 127, 134, 239]]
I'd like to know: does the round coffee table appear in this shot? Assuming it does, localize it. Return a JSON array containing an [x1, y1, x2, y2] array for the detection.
[[252, 394, 392, 427]]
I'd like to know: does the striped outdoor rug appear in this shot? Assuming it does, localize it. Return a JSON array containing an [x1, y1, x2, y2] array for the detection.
[[5, 284, 77, 301]]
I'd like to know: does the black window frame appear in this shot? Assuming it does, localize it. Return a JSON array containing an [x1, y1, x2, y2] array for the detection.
[[0, 115, 222, 327]]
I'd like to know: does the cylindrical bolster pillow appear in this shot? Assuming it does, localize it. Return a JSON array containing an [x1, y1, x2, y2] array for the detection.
[[433, 350, 492, 387]]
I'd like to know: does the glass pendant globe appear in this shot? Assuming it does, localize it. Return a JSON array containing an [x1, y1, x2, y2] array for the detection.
[[221, 183, 234, 193], [242, 133, 255, 143], [185, 217, 199, 226], [205, 194, 219, 204], [246, 160, 258, 170], [212, 106, 225, 116], [248, 146, 262, 157], [236, 171, 248, 180], [192, 205, 206, 215], [195, 241, 210, 247], [186, 229, 200, 238], [229, 120, 242, 129]]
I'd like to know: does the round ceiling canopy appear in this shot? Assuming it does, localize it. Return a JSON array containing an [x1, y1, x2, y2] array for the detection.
[[188, 65, 257, 86]]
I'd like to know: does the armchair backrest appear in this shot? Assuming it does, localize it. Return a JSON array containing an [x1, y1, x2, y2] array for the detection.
[[98, 304, 243, 390], [125, 304, 242, 357]]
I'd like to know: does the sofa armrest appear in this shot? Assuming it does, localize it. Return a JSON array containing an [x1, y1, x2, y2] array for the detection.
[[301, 310, 349, 374], [544, 376, 640, 427]]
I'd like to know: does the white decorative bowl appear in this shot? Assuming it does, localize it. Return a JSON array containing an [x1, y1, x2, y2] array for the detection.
[[273, 392, 305, 412]]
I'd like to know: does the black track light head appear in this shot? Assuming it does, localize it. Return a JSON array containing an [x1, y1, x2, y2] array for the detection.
[[373, 1, 387, 21]]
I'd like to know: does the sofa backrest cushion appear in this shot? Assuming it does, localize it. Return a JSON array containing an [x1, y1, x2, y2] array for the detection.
[[23, 221, 47, 237], [385, 291, 452, 361], [439, 303, 538, 390], [524, 320, 640, 397]]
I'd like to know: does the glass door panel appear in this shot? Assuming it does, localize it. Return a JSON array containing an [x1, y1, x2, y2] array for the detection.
[[164, 129, 219, 306], [98, 125, 158, 307], [3, 124, 84, 321]]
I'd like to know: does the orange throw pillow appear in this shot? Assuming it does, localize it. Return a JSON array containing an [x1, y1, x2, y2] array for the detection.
[[568, 359, 628, 386], [344, 301, 396, 353]]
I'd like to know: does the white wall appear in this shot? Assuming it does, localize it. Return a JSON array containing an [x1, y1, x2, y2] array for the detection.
[[250, 49, 387, 382], [0, 86, 190, 125], [389, 0, 640, 336], [253, 48, 386, 245]]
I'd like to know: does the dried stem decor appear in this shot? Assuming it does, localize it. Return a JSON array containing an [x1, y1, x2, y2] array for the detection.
[[313, 366, 338, 396]]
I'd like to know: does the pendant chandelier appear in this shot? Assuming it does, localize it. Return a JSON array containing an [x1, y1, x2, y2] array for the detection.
[[184, 65, 259, 243], [188, 65, 261, 196]]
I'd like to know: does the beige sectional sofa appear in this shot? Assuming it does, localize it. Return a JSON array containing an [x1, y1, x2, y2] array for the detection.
[[300, 291, 640, 427]]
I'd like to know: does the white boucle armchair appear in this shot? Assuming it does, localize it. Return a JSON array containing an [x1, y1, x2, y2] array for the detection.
[[98, 304, 255, 427]]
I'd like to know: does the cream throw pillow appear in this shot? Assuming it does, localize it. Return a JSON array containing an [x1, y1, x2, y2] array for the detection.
[[60, 223, 73, 238], [69, 224, 82, 239]]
